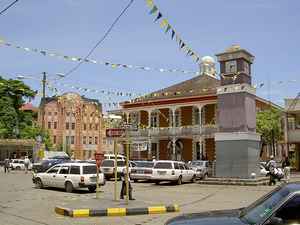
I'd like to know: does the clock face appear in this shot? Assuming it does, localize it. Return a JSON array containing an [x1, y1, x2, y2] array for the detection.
[[225, 60, 237, 73]]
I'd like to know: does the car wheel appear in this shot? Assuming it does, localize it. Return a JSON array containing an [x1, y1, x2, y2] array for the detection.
[[88, 186, 96, 192], [35, 178, 44, 189], [203, 173, 208, 180], [133, 179, 138, 183], [65, 181, 73, 193], [155, 181, 160, 185], [16, 166, 21, 170], [191, 175, 196, 183], [177, 176, 182, 185]]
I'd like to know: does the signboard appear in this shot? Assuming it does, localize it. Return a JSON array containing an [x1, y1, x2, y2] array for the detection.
[[106, 128, 126, 138], [94, 152, 104, 168]]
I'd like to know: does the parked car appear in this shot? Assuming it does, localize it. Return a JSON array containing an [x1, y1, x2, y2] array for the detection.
[[151, 160, 196, 185], [189, 160, 209, 180], [32, 162, 105, 193], [166, 182, 300, 225], [100, 159, 136, 180], [32, 156, 70, 173], [10, 159, 32, 170], [131, 161, 154, 182]]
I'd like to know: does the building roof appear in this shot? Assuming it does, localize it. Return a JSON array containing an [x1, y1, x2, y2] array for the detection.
[[20, 103, 38, 112], [122, 74, 219, 105]]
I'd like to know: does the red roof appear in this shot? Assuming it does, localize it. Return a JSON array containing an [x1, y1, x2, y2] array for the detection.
[[20, 103, 38, 112]]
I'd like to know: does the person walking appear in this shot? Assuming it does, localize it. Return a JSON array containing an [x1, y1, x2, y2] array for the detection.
[[24, 156, 30, 174], [120, 168, 135, 200], [282, 156, 291, 183], [266, 155, 277, 186], [4, 158, 10, 173]]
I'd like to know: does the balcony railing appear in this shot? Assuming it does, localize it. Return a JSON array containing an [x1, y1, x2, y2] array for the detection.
[[128, 125, 218, 137]]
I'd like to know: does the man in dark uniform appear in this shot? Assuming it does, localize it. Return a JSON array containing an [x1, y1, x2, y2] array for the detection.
[[120, 168, 135, 200], [4, 158, 10, 173]]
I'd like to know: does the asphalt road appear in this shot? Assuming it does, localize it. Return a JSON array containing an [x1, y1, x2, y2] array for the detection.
[[0, 168, 286, 225]]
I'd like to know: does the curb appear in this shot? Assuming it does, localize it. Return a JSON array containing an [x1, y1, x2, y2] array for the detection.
[[55, 204, 179, 217]]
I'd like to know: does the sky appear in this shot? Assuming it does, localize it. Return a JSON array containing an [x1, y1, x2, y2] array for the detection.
[[0, 0, 299, 111]]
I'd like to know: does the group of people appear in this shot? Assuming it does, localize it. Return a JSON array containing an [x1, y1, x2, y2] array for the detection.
[[2, 156, 31, 174], [266, 155, 291, 186]]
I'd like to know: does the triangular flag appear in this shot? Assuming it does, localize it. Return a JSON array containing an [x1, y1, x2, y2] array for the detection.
[[146, 0, 154, 7], [165, 24, 171, 33], [154, 12, 162, 22], [149, 5, 158, 14], [160, 19, 168, 28], [171, 30, 175, 39]]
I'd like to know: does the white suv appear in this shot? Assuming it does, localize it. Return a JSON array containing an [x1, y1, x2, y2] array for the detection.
[[151, 160, 196, 185], [32, 163, 105, 193]]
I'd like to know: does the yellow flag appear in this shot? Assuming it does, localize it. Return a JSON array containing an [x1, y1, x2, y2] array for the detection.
[[160, 19, 168, 28], [146, 0, 154, 7]]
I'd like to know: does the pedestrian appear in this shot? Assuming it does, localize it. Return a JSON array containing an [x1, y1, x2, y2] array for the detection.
[[4, 158, 10, 173], [266, 155, 277, 186], [266, 155, 276, 171], [120, 168, 135, 200], [282, 156, 291, 183], [24, 156, 30, 174]]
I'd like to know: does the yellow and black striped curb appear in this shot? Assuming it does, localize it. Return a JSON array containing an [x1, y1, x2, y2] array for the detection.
[[55, 204, 179, 217]]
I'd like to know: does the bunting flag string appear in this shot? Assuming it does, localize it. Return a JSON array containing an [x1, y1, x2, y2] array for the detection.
[[145, 0, 201, 63], [0, 37, 198, 75]]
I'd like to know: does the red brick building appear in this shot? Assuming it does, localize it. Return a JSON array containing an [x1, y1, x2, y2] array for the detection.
[[38, 93, 103, 159]]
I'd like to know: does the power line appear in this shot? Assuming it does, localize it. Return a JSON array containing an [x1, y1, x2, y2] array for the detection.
[[0, 0, 19, 16], [61, 0, 134, 79]]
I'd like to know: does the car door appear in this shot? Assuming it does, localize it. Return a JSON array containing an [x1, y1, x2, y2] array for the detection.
[[184, 164, 194, 180], [55, 165, 70, 188], [43, 165, 61, 187], [265, 194, 300, 224], [178, 163, 187, 181]]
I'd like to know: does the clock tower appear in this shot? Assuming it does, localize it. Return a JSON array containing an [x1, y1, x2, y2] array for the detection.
[[215, 45, 260, 179]]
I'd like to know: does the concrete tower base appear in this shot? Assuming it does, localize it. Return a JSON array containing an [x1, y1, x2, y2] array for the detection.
[[215, 132, 261, 179]]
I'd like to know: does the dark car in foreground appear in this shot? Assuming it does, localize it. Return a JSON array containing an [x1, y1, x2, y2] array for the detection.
[[32, 156, 70, 173], [166, 182, 300, 225]]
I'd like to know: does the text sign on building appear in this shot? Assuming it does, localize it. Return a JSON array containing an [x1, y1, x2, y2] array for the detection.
[[106, 128, 125, 138]]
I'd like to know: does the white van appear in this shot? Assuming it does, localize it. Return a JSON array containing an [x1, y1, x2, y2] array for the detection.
[[104, 154, 126, 161]]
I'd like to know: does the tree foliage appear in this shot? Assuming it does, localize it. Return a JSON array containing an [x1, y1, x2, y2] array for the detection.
[[256, 108, 282, 144]]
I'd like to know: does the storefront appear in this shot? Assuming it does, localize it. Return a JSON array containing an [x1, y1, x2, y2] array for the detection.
[[0, 139, 35, 161]]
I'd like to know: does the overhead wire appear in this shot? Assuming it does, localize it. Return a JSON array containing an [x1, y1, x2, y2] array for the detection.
[[61, 0, 134, 79], [0, 0, 19, 16]]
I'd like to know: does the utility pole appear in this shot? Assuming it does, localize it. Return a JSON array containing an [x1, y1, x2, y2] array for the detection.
[[41, 72, 47, 131]]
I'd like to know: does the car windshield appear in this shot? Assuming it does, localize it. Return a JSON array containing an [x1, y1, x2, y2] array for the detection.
[[191, 161, 205, 166], [154, 162, 172, 169], [83, 165, 97, 174], [135, 161, 154, 168], [101, 160, 114, 167], [240, 186, 291, 224]]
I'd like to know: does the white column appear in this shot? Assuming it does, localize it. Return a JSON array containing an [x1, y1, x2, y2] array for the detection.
[[197, 105, 204, 160], [172, 137, 176, 160], [147, 109, 152, 159], [147, 110, 152, 128]]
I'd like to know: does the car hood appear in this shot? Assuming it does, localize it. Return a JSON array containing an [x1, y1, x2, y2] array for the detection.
[[166, 209, 246, 225]]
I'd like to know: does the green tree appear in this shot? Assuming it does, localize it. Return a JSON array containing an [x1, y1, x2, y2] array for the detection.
[[256, 108, 283, 155]]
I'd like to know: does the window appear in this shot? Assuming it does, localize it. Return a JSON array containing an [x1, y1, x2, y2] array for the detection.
[[95, 124, 98, 130], [54, 112, 58, 116], [150, 111, 159, 127], [53, 135, 56, 144], [225, 60, 237, 73], [179, 164, 185, 170], [84, 124, 87, 130], [66, 122, 69, 129], [83, 136, 86, 145], [89, 136, 92, 144], [174, 162, 180, 170], [54, 122, 57, 129], [48, 112, 52, 116], [71, 123, 75, 130], [66, 112, 70, 116], [117, 161, 125, 167], [71, 136, 75, 145], [101, 160, 114, 167], [154, 162, 172, 169], [83, 166, 97, 174], [95, 136, 98, 145], [47, 165, 60, 174], [66, 136, 70, 144], [48, 122, 51, 129], [70, 166, 80, 175], [89, 124, 92, 130], [59, 166, 69, 174], [274, 195, 300, 222], [103, 139, 106, 145]]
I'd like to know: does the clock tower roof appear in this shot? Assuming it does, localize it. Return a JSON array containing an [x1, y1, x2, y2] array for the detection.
[[216, 45, 254, 63]]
